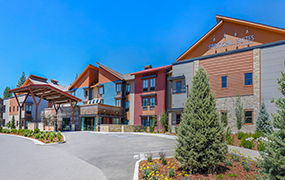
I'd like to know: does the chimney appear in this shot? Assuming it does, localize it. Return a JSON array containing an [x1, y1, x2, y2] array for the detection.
[[143, 65, 152, 70], [51, 79, 58, 85]]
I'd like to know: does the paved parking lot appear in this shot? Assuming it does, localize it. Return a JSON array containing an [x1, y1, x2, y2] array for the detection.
[[0, 132, 177, 180]]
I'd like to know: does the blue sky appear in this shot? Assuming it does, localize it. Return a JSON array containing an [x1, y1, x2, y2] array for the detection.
[[1, 0, 285, 96]]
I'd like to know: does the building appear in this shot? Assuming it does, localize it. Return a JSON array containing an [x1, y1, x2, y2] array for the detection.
[[131, 65, 172, 130], [168, 15, 285, 133], [0, 98, 3, 126]]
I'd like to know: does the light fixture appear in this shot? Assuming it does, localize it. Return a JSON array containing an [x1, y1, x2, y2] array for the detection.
[[234, 30, 237, 36], [246, 27, 248, 33], [224, 34, 226, 39], [213, 35, 215, 42]]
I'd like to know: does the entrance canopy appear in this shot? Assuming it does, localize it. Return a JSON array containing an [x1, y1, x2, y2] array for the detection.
[[9, 84, 81, 128]]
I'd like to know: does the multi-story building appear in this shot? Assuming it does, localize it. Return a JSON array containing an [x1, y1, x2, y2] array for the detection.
[[168, 15, 285, 133], [0, 98, 3, 126], [132, 65, 172, 130]]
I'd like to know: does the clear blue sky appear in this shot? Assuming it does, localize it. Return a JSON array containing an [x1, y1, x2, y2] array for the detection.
[[1, 0, 285, 97]]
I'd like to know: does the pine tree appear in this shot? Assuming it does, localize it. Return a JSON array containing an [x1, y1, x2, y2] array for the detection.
[[160, 111, 168, 132], [234, 92, 244, 131], [11, 115, 16, 129], [174, 66, 227, 174], [3, 86, 12, 98], [258, 72, 285, 180], [17, 72, 26, 87], [256, 101, 273, 134]]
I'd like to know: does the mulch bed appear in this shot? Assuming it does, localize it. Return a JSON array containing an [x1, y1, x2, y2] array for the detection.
[[139, 156, 259, 180], [232, 134, 258, 151], [0, 132, 64, 144]]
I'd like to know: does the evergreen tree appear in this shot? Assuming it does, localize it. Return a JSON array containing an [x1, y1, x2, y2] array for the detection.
[[234, 92, 244, 131], [256, 101, 273, 134], [11, 115, 16, 129], [258, 72, 285, 180], [160, 111, 168, 132], [3, 86, 12, 98], [16, 72, 26, 87], [174, 66, 227, 174]]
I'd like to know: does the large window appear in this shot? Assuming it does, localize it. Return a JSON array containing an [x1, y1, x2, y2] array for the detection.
[[26, 105, 32, 114], [150, 78, 155, 91], [126, 84, 130, 95], [116, 84, 121, 95], [150, 97, 155, 110], [245, 110, 253, 124], [221, 76, 227, 88], [244, 73, 253, 86], [125, 101, 129, 112], [143, 98, 148, 111], [176, 113, 181, 125], [143, 80, 148, 92], [176, 81, 182, 93], [115, 99, 121, 107]]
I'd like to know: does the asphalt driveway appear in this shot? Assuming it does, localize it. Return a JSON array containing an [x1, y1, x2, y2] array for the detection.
[[0, 132, 177, 180]]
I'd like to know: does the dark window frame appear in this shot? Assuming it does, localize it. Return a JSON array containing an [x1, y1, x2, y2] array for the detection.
[[244, 109, 253, 124], [142, 98, 148, 111], [150, 78, 155, 91], [126, 84, 130, 95], [221, 76, 227, 89], [143, 80, 148, 92], [149, 97, 155, 110], [176, 113, 181, 125], [176, 81, 182, 94], [125, 101, 129, 112], [244, 72, 253, 86]]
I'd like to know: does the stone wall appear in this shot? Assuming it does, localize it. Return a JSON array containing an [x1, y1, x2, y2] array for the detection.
[[99, 124, 144, 132], [122, 125, 143, 132]]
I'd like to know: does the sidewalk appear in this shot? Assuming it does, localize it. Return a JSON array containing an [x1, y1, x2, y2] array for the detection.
[[228, 145, 261, 161]]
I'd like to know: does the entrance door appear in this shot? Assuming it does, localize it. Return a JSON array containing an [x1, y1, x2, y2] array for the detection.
[[84, 117, 95, 131], [142, 118, 148, 128], [62, 118, 71, 131]]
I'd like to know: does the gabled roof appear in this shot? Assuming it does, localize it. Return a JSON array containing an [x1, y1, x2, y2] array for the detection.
[[69, 64, 99, 90], [177, 15, 285, 61], [96, 62, 124, 80], [131, 65, 172, 75]]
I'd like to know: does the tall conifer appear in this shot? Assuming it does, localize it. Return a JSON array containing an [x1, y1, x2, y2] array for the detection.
[[256, 101, 273, 134], [175, 66, 227, 174]]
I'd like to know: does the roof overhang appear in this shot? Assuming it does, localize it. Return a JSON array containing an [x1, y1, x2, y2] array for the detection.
[[9, 84, 81, 104]]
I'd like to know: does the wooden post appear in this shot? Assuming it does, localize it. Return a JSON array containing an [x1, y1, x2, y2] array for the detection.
[[29, 88, 46, 127], [14, 92, 30, 129], [69, 100, 77, 131]]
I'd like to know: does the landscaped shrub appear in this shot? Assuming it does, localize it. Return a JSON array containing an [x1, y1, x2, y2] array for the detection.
[[226, 135, 234, 145], [217, 174, 225, 179], [11, 116, 16, 129], [237, 131, 245, 139], [243, 162, 251, 172], [234, 92, 244, 131], [152, 165, 158, 172], [34, 133, 41, 139], [257, 140, 266, 152], [175, 66, 227, 174], [143, 169, 151, 179], [0, 126, 2, 132], [231, 153, 240, 162], [224, 159, 232, 166], [159, 111, 168, 133], [228, 173, 238, 177], [17, 129, 22, 135], [256, 101, 273, 135], [34, 128, 40, 134], [174, 126, 178, 134], [162, 158, 167, 165], [252, 131, 262, 139], [11, 129, 17, 134], [147, 152, 152, 163], [168, 168, 175, 177], [2, 129, 11, 133], [159, 151, 166, 160], [240, 136, 255, 149], [149, 115, 156, 133], [57, 131, 62, 141], [221, 112, 227, 127]]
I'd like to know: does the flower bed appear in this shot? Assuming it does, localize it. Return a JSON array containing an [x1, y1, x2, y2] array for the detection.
[[139, 153, 260, 180], [0, 128, 64, 144]]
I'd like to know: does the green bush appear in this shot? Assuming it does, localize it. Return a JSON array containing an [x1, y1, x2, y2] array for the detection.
[[34, 133, 41, 139], [2, 129, 11, 133], [237, 131, 245, 139], [11, 129, 17, 134], [0, 126, 2, 132], [17, 129, 22, 135], [147, 156, 152, 163], [168, 168, 175, 178], [174, 126, 178, 134], [57, 131, 62, 141], [217, 174, 225, 179], [34, 128, 40, 134], [224, 159, 232, 166], [243, 162, 251, 172], [257, 141, 266, 151], [6, 122, 11, 129], [143, 169, 151, 179], [226, 135, 234, 145], [228, 173, 238, 177], [231, 153, 240, 162], [240, 136, 255, 149], [252, 131, 262, 139], [156, 129, 159, 133]]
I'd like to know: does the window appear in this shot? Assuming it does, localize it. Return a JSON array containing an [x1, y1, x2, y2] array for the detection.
[[84, 89, 88, 99], [116, 84, 121, 95], [244, 73, 253, 86], [9, 107, 11, 112], [143, 98, 148, 111], [26, 105, 32, 114], [143, 80, 148, 92], [17, 106, 19, 111], [176, 113, 181, 125], [126, 84, 130, 95], [125, 101, 129, 112], [142, 118, 148, 127], [245, 110, 253, 124], [150, 97, 155, 110], [176, 81, 182, 93], [13, 106, 15, 112], [149, 118, 153, 127], [115, 99, 121, 107], [150, 78, 155, 91], [221, 76, 227, 88], [99, 87, 103, 95]]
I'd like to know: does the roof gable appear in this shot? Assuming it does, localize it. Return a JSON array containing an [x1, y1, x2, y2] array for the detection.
[[177, 15, 285, 61]]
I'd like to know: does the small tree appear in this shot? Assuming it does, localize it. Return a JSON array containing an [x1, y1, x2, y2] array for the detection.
[[6, 121, 11, 128], [255, 101, 273, 135], [257, 72, 285, 179], [234, 92, 244, 131], [175, 66, 227, 174], [16, 72, 26, 87], [3, 86, 12, 99], [11, 115, 16, 129], [221, 113, 228, 127], [160, 111, 168, 132], [150, 115, 157, 133]]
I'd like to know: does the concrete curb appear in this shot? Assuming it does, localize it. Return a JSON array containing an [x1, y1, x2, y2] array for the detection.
[[0, 133, 66, 146]]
